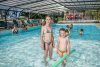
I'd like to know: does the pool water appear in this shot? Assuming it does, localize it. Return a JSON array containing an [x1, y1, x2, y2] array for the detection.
[[0, 24, 100, 67]]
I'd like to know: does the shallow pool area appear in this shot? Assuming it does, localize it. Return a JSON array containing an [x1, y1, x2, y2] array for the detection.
[[0, 24, 100, 67]]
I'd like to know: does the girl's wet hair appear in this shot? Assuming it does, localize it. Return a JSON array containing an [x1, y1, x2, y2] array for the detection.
[[42, 21, 46, 26], [45, 15, 51, 18]]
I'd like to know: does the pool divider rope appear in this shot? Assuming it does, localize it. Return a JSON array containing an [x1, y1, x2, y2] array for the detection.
[[52, 49, 75, 67]]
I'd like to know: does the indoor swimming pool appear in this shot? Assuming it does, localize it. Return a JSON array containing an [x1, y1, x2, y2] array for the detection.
[[0, 24, 100, 67]]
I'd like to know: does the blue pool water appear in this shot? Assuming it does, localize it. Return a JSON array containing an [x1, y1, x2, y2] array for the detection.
[[0, 24, 100, 67]]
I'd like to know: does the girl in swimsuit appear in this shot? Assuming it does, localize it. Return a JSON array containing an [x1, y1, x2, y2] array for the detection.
[[40, 16, 54, 65], [56, 28, 70, 67]]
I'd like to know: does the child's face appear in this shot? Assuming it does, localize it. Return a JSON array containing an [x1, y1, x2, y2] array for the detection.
[[60, 30, 66, 37], [46, 17, 51, 24]]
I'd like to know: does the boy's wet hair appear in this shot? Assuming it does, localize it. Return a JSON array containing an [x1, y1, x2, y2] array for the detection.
[[59, 28, 69, 33]]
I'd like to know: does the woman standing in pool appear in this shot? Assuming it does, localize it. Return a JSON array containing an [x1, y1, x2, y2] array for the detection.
[[40, 16, 54, 65]]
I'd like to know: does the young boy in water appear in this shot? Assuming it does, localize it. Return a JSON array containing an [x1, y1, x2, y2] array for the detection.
[[56, 28, 70, 67]]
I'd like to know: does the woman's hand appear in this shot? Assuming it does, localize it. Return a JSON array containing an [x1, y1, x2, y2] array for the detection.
[[52, 44, 55, 48], [55, 45, 58, 53], [41, 44, 44, 49]]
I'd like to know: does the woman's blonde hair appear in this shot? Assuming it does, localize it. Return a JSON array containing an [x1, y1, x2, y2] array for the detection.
[[42, 21, 46, 26]]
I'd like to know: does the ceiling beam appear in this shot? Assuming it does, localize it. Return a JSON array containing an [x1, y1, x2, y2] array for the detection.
[[63, 4, 100, 6], [55, 1, 100, 3], [21, 3, 100, 9], [19, 3, 57, 9], [0, 4, 28, 10], [77, 0, 84, 10], [31, 8, 63, 12], [12, 0, 45, 7], [30, 6, 63, 11], [70, 0, 78, 10], [0, 0, 7, 2], [51, 0, 68, 9], [16, 1, 100, 9]]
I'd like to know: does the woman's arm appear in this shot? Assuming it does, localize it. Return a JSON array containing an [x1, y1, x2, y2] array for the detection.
[[40, 26, 44, 48], [52, 34, 55, 47], [51, 27, 55, 47]]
